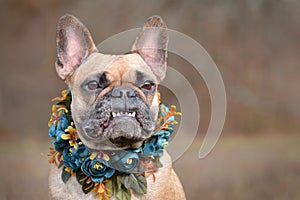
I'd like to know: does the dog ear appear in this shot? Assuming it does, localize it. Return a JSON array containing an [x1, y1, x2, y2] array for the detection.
[[55, 14, 98, 80], [132, 15, 168, 82]]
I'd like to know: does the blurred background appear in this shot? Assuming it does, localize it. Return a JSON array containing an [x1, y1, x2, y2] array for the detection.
[[0, 0, 300, 199]]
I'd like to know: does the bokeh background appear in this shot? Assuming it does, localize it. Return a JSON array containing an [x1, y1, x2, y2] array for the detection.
[[1, 0, 300, 199]]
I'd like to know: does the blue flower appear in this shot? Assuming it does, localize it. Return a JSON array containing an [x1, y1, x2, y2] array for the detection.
[[142, 130, 171, 157], [48, 112, 70, 152], [48, 113, 69, 137], [155, 130, 171, 149], [81, 157, 115, 182], [142, 143, 155, 156], [63, 145, 90, 170], [48, 124, 56, 137], [110, 151, 139, 173], [140, 103, 178, 158], [51, 130, 68, 152]]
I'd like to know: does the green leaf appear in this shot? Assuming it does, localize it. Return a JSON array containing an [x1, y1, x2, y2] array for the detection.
[[118, 175, 131, 189], [105, 178, 113, 197], [76, 170, 88, 185], [119, 173, 147, 195], [58, 160, 64, 169], [61, 167, 71, 183], [157, 159, 163, 168], [130, 174, 147, 194], [116, 176, 131, 200], [82, 180, 94, 194]]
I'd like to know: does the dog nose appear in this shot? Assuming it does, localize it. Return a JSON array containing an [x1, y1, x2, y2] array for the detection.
[[111, 87, 136, 98], [111, 87, 137, 113]]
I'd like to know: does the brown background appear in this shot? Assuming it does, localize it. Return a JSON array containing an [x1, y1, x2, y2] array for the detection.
[[0, 0, 299, 199]]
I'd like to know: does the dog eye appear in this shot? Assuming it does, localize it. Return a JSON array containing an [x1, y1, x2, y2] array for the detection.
[[141, 81, 155, 91], [87, 81, 99, 90]]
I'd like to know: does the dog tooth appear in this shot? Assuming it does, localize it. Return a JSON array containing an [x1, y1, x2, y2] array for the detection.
[[112, 112, 116, 117], [132, 112, 136, 117]]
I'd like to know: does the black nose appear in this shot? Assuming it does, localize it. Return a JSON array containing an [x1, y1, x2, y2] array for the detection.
[[111, 87, 136, 98], [111, 86, 137, 112]]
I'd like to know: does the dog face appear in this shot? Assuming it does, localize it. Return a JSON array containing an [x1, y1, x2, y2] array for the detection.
[[55, 14, 168, 150]]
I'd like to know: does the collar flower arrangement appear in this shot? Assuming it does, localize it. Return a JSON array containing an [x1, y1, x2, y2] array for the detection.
[[47, 89, 180, 200]]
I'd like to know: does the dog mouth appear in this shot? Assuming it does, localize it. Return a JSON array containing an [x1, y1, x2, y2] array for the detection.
[[81, 108, 155, 149], [99, 111, 139, 134]]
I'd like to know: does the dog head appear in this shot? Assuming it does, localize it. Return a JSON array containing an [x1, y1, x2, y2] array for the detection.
[[55, 14, 168, 150]]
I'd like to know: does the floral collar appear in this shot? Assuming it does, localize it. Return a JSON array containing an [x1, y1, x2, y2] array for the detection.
[[47, 89, 180, 200]]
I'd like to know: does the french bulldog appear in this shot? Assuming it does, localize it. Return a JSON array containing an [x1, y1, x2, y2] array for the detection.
[[49, 14, 186, 200]]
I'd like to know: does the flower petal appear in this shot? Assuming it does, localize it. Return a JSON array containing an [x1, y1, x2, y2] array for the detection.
[[61, 134, 70, 140]]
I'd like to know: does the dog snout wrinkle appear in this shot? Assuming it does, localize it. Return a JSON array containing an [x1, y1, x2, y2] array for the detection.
[[111, 86, 136, 98]]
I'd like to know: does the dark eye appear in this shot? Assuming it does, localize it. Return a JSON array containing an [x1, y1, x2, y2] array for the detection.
[[87, 81, 99, 90], [141, 81, 155, 92]]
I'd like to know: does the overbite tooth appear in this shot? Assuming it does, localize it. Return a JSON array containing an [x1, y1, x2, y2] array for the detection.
[[112, 111, 136, 117]]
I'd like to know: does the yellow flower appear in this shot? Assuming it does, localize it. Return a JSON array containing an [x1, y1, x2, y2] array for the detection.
[[62, 126, 78, 149], [90, 152, 98, 160], [101, 152, 110, 161], [47, 148, 61, 167], [92, 182, 112, 200], [48, 105, 68, 127], [162, 141, 169, 148], [52, 89, 68, 101]]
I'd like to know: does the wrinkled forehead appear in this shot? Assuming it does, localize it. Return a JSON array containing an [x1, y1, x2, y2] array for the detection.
[[71, 52, 157, 85]]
